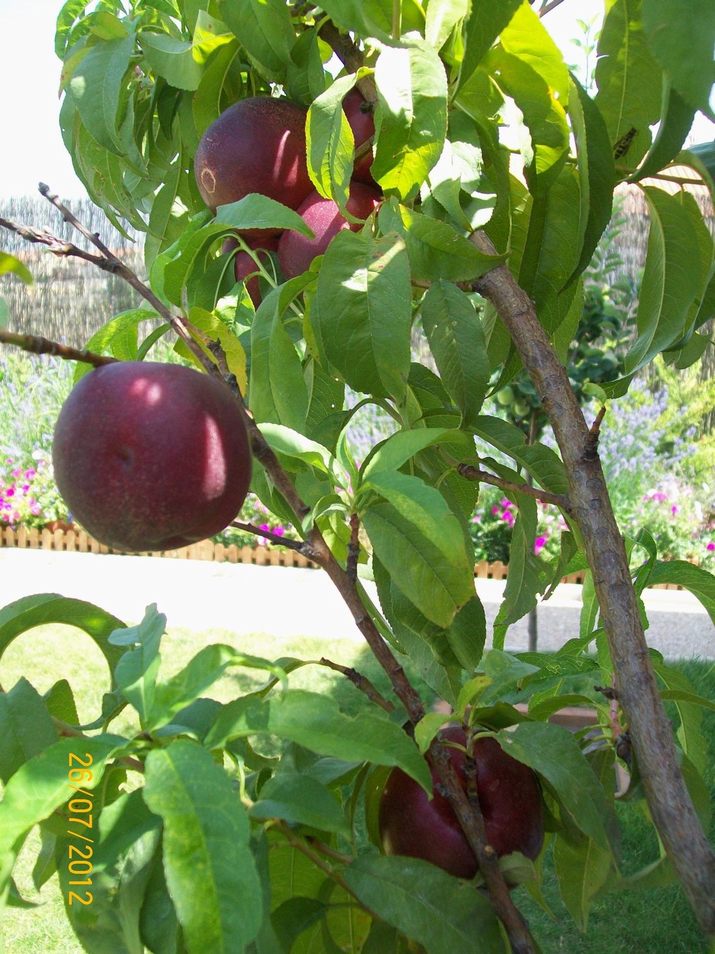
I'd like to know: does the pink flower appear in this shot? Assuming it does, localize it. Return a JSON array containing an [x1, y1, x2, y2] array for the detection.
[[707, 542, 715, 552], [24, 469, 36, 479], [502, 510, 515, 526], [273, 526, 285, 536], [534, 535, 547, 554], [491, 505, 500, 516], [671, 505, 679, 515], [500, 498, 513, 509], [11, 468, 22, 478], [5, 488, 14, 498]]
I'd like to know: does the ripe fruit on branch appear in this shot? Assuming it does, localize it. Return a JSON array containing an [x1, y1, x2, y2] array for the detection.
[[194, 97, 313, 227], [378, 726, 544, 879], [52, 362, 252, 552], [277, 181, 382, 278], [343, 88, 376, 184]]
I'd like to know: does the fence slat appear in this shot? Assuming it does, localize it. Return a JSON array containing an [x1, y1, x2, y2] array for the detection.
[[0, 525, 690, 588]]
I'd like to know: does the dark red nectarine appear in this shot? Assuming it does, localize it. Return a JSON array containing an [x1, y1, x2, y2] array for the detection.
[[52, 362, 252, 552], [277, 181, 381, 278], [378, 726, 544, 879], [343, 88, 376, 184], [194, 97, 313, 223]]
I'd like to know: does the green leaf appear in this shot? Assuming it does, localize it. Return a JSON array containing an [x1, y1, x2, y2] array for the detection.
[[143, 740, 263, 952], [215, 193, 314, 236], [139, 849, 180, 954], [459, 0, 522, 87], [111, 605, 166, 726], [652, 656, 708, 775], [220, 0, 295, 83], [0, 735, 125, 883], [568, 78, 616, 284], [68, 32, 135, 153], [553, 828, 614, 931], [643, 0, 715, 112], [250, 773, 349, 837], [151, 645, 287, 729], [306, 74, 361, 207], [43, 679, 80, 727], [0, 594, 126, 687], [192, 11, 235, 64], [0, 252, 32, 285], [495, 722, 615, 849], [0, 679, 58, 784], [205, 690, 432, 793], [622, 187, 707, 376], [421, 282, 490, 426], [362, 426, 465, 480], [493, 517, 548, 648], [488, 6, 570, 195], [360, 471, 475, 628], [372, 41, 448, 200], [250, 279, 312, 429], [343, 855, 505, 954], [59, 790, 161, 954], [379, 202, 505, 282], [74, 309, 159, 381], [632, 81, 697, 181], [312, 230, 411, 399], [471, 415, 569, 493], [425, 0, 470, 53], [192, 39, 240, 136], [139, 33, 204, 91], [595, 0, 663, 170], [258, 423, 344, 485]]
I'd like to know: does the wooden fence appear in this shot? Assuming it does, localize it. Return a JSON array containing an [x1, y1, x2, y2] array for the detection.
[[0, 525, 687, 589]]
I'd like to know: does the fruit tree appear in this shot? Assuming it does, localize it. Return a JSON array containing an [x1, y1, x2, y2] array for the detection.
[[0, 1, 714, 952]]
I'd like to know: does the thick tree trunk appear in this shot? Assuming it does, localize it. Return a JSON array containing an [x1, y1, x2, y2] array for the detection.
[[472, 231, 715, 938]]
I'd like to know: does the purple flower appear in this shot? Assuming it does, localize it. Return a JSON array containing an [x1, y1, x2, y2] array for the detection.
[[707, 542, 715, 552], [273, 525, 285, 536], [24, 468, 36, 479], [671, 505, 679, 515], [534, 535, 547, 554], [5, 488, 14, 498]]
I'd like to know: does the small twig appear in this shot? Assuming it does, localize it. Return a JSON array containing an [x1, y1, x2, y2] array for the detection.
[[230, 519, 319, 560], [539, 0, 568, 15], [346, 512, 360, 582], [317, 21, 377, 103], [306, 837, 353, 865], [318, 657, 395, 713], [585, 405, 607, 459], [458, 463, 572, 512], [35, 184, 216, 377], [276, 821, 370, 910], [0, 329, 117, 368]]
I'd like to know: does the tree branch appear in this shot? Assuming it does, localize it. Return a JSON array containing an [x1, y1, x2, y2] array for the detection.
[[0, 330, 116, 368], [318, 656, 395, 713], [230, 519, 318, 558], [458, 463, 572, 512], [470, 229, 715, 937], [33, 185, 217, 377]]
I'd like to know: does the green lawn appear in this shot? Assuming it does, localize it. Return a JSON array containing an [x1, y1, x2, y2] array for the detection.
[[0, 624, 712, 953]]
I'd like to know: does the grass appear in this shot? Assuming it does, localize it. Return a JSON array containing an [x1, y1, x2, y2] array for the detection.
[[0, 624, 712, 953]]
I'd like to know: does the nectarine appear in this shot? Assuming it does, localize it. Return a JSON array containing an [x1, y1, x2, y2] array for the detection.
[[378, 726, 544, 879], [52, 362, 252, 552]]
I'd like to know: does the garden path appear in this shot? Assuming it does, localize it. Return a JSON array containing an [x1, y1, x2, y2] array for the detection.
[[0, 548, 712, 660]]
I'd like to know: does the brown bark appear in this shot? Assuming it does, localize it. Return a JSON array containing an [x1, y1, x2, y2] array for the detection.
[[471, 230, 715, 937]]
